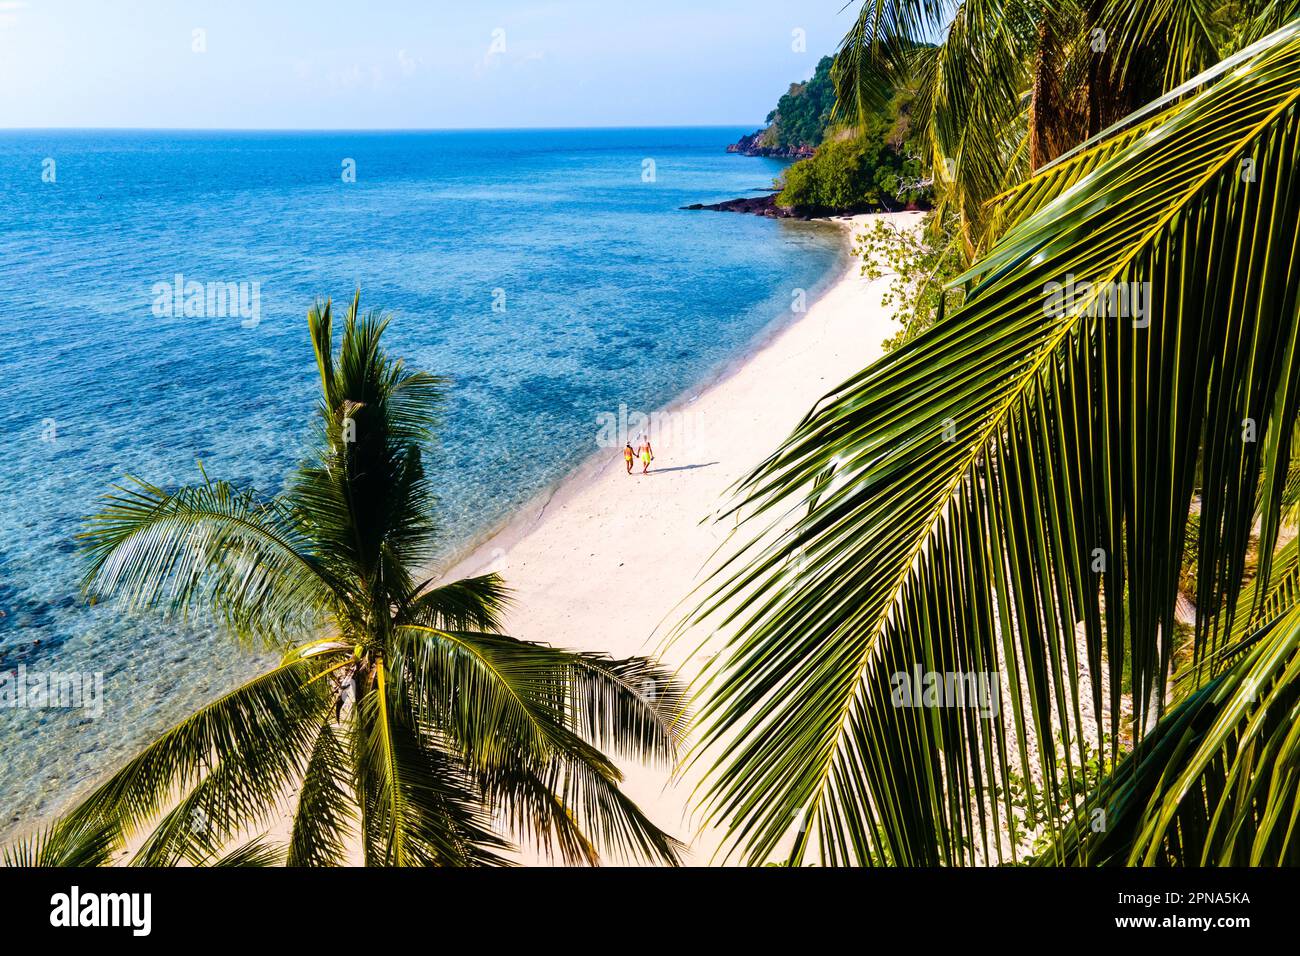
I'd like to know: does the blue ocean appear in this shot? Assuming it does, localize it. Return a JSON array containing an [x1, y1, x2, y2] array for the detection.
[[0, 128, 843, 838]]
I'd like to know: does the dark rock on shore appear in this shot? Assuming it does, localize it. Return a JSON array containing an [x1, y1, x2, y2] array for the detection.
[[681, 192, 804, 218], [725, 131, 816, 159], [684, 192, 929, 220]]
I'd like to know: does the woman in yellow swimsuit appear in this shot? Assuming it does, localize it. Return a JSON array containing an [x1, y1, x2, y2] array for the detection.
[[638, 438, 654, 474], [623, 442, 635, 474]]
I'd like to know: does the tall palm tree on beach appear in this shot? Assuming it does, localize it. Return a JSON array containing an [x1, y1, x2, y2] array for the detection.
[[684, 11, 1300, 865], [42, 294, 685, 866]]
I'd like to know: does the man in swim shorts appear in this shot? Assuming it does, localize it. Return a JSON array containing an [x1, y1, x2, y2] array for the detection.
[[638, 437, 654, 475]]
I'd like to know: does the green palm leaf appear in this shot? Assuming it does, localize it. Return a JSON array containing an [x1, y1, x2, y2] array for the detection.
[[395, 625, 685, 769], [684, 20, 1300, 866], [393, 624, 686, 864], [2, 816, 117, 868], [287, 723, 355, 867], [1048, 602, 1300, 864], [82, 475, 337, 648], [353, 664, 510, 866], [64, 657, 332, 847], [990, 20, 1300, 237], [834, 0, 1037, 253], [401, 573, 512, 633], [208, 838, 286, 867]]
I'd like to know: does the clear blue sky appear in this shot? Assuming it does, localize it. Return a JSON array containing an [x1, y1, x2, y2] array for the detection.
[[0, 1, 864, 129]]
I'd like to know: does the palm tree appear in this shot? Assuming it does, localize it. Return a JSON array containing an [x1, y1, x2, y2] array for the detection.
[[832, 0, 1298, 256], [682, 16, 1300, 865], [41, 293, 685, 867]]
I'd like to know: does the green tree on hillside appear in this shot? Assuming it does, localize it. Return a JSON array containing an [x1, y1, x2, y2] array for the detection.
[[766, 55, 838, 148]]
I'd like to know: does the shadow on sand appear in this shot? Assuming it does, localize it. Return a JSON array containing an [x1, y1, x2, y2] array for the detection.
[[643, 461, 719, 475]]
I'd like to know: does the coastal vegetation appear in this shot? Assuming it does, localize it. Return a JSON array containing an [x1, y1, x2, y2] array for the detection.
[[729, 54, 838, 156], [732, 52, 931, 215], [687, 1, 1300, 866], [775, 90, 928, 213], [767, 54, 838, 149], [13, 294, 685, 867], [853, 209, 964, 350]]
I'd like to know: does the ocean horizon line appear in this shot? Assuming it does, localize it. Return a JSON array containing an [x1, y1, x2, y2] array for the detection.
[[0, 123, 761, 135]]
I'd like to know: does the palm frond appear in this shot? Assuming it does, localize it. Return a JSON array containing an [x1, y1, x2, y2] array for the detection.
[[837, 0, 1036, 254], [400, 573, 512, 633], [683, 20, 1300, 866], [393, 625, 685, 864], [1100, 0, 1250, 94], [831, 0, 959, 121], [286, 723, 355, 867], [2, 816, 117, 868], [395, 625, 685, 768], [928, 0, 1038, 250], [208, 837, 286, 867], [566, 654, 689, 763], [481, 742, 685, 867], [292, 293, 449, 609], [353, 662, 510, 866], [476, 763, 600, 866], [987, 21, 1298, 236], [64, 657, 331, 844], [1047, 602, 1300, 865], [81, 475, 336, 648]]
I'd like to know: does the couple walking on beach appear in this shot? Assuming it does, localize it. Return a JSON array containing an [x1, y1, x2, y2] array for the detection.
[[624, 437, 654, 475]]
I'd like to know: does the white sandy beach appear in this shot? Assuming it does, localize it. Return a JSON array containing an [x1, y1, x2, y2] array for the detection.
[[442, 211, 921, 864], [108, 210, 919, 866]]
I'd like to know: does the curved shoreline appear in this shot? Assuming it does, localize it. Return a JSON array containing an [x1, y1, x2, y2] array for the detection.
[[429, 217, 851, 583], [433, 211, 922, 864]]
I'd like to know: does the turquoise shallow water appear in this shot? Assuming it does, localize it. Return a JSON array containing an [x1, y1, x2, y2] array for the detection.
[[0, 127, 843, 837]]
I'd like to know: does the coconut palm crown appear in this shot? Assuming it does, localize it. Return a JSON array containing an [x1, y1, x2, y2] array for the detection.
[[54, 293, 686, 867]]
